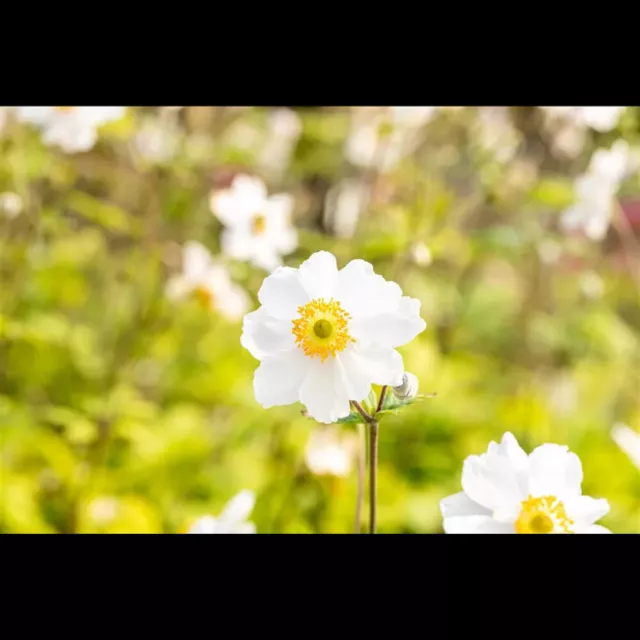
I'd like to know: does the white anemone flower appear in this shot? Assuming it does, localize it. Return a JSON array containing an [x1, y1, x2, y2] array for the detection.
[[187, 490, 256, 534], [611, 423, 640, 470], [240, 251, 427, 424], [166, 241, 250, 321], [14, 106, 126, 153], [304, 427, 358, 477], [210, 174, 298, 272], [560, 140, 632, 241], [440, 432, 611, 534]]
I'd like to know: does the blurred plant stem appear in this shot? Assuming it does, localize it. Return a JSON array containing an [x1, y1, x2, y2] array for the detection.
[[351, 385, 387, 534], [613, 202, 640, 293]]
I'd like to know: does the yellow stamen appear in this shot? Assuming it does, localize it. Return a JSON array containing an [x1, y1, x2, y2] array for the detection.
[[515, 495, 574, 534], [252, 214, 267, 235], [291, 298, 354, 361], [193, 285, 215, 310]]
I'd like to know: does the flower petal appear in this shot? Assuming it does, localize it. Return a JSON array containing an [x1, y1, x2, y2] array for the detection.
[[350, 297, 426, 348], [612, 423, 640, 469], [299, 358, 351, 424], [187, 516, 219, 534], [252, 246, 283, 272], [258, 266, 309, 320], [443, 515, 514, 534], [265, 193, 294, 225], [253, 349, 310, 408], [183, 241, 213, 279], [232, 174, 268, 206], [527, 444, 583, 500], [583, 524, 611, 534], [298, 251, 338, 300], [440, 492, 491, 519], [218, 490, 255, 526], [461, 443, 527, 512], [220, 228, 255, 261], [564, 496, 610, 525], [216, 283, 250, 321], [335, 259, 402, 318], [241, 307, 295, 359], [339, 343, 404, 390]]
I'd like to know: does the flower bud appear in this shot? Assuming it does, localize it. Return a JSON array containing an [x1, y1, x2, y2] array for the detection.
[[392, 372, 419, 401]]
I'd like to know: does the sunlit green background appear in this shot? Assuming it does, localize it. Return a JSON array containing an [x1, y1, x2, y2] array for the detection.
[[1, 106, 639, 533]]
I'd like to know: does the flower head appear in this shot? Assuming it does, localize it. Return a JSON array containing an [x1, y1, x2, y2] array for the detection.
[[209, 174, 297, 272], [440, 432, 610, 534], [561, 140, 632, 241], [14, 106, 126, 153], [305, 427, 358, 477], [392, 372, 419, 401], [612, 423, 640, 470], [166, 241, 250, 321], [241, 250, 426, 423], [186, 490, 256, 534]]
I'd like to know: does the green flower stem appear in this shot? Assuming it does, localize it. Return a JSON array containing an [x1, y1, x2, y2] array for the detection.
[[369, 419, 379, 534], [351, 385, 388, 534], [354, 423, 366, 534]]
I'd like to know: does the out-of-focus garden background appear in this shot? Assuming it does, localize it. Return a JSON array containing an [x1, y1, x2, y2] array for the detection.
[[1, 105, 638, 533]]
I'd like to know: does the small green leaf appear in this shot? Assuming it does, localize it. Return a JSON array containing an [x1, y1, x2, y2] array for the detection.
[[335, 412, 364, 424], [362, 389, 378, 415]]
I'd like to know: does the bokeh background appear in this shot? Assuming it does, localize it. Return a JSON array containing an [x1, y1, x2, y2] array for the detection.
[[1, 105, 639, 534]]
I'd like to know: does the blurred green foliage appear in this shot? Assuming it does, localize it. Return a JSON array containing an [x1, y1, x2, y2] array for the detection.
[[1, 106, 639, 534]]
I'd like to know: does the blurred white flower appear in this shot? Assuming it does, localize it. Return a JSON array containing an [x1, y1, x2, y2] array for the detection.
[[88, 497, 119, 525], [305, 427, 358, 477], [166, 241, 250, 321], [392, 372, 419, 401], [612, 423, 640, 469], [410, 241, 432, 266], [440, 432, 610, 533], [543, 106, 625, 132], [324, 178, 369, 239], [241, 250, 426, 423], [259, 108, 302, 178], [210, 174, 298, 272], [187, 490, 256, 534], [0, 191, 23, 219], [346, 106, 437, 171], [474, 107, 520, 162], [14, 106, 126, 153], [134, 119, 179, 163], [560, 140, 632, 241]]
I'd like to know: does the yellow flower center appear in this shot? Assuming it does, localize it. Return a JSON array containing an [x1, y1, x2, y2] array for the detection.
[[193, 285, 215, 310], [55, 107, 75, 112], [252, 214, 267, 236], [291, 298, 354, 361], [514, 495, 574, 534]]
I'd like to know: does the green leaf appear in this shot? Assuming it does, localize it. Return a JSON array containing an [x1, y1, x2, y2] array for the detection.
[[335, 412, 363, 424], [362, 389, 378, 415], [377, 393, 433, 418]]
